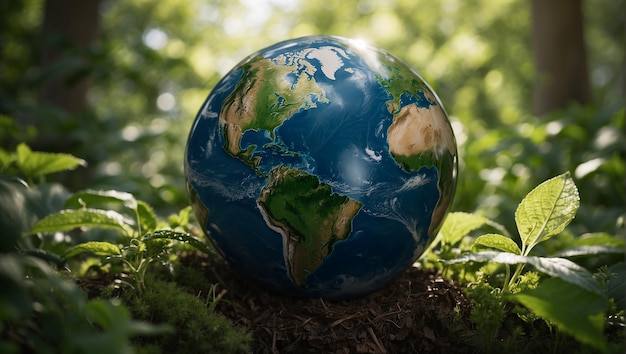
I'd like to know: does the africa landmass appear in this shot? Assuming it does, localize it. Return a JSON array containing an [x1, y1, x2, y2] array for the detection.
[[387, 100, 456, 171], [377, 66, 458, 237], [257, 166, 363, 287]]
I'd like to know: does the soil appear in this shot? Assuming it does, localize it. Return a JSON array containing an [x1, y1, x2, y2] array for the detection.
[[182, 254, 476, 354]]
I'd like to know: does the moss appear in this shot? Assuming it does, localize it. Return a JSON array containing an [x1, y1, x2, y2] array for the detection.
[[123, 277, 251, 353]]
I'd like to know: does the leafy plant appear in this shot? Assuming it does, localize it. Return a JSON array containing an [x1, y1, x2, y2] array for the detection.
[[0, 253, 170, 354], [0, 145, 176, 353], [28, 189, 212, 292], [0, 143, 83, 254], [428, 172, 624, 352], [450, 172, 594, 293], [0, 142, 86, 184], [1, 144, 252, 353]]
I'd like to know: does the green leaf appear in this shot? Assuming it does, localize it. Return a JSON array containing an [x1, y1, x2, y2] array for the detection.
[[515, 172, 579, 253], [509, 277, 608, 352], [473, 234, 522, 254], [15, 143, 86, 179], [571, 232, 625, 248], [84, 299, 172, 335], [0, 148, 14, 170], [552, 245, 625, 258], [65, 189, 137, 209], [143, 230, 213, 255], [445, 251, 524, 266], [29, 209, 134, 236], [0, 255, 31, 319], [23, 249, 65, 268], [439, 212, 489, 246], [62, 241, 121, 260], [169, 206, 192, 228], [445, 251, 603, 294], [136, 200, 157, 234], [0, 177, 31, 252], [528, 257, 603, 295]]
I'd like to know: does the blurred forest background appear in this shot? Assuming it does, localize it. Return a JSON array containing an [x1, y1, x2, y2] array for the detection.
[[1, 0, 624, 236]]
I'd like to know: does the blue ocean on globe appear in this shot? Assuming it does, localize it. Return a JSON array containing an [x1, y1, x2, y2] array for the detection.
[[185, 35, 458, 299]]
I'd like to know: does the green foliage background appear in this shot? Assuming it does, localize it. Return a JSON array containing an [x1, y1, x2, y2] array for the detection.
[[1, 0, 624, 235]]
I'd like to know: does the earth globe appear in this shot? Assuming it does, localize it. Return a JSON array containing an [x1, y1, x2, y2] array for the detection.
[[185, 35, 457, 299]]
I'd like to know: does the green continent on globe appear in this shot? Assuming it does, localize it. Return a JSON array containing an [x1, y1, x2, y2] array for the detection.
[[257, 166, 363, 288], [219, 47, 353, 170]]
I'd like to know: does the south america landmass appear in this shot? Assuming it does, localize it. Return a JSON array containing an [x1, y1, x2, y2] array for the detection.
[[257, 166, 362, 288]]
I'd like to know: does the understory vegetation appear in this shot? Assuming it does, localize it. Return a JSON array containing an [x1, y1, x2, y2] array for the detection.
[[1, 108, 624, 352], [1, 0, 624, 353]]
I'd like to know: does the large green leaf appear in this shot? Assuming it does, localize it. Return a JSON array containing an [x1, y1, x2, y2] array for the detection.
[[515, 172, 579, 252], [0, 255, 31, 319], [509, 277, 608, 352], [64, 190, 158, 233], [62, 241, 121, 260], [0, 178, 70, 252], [473, 233, 522, 254], [15, 143, 86, 179], [29, 209, 134, 237], [439, 212, 489, 246], [445, 251, 603, 294], [0, 177, 31, 252], [65, 189, 137, 209]]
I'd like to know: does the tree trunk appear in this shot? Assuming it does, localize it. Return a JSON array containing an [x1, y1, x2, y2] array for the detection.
[[33, 0, 101, 189], [39, 0, 101, 116], [531, 0, 591, 116]]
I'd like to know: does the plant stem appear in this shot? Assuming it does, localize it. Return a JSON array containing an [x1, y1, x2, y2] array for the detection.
[[506, 263, 525, 292], [134, 208, 142, 237], [502, 264, 511, 292]]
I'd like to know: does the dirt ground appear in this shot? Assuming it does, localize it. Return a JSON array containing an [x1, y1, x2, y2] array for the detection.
[[191, 256, 475, 354]]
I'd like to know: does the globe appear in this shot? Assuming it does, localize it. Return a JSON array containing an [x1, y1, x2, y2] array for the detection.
[[185, 35, 458, 299]]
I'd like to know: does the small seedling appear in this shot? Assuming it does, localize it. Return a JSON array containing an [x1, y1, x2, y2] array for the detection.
[[28, 190, 212, 292]]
